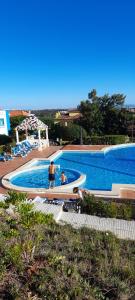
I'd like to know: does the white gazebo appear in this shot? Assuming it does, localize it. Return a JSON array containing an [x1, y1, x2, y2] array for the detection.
[[15, 114, 49, 150]]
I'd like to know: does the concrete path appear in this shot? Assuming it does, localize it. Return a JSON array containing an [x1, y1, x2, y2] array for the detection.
[[35, 203, 63, 222], [34, 203, 135, 240]]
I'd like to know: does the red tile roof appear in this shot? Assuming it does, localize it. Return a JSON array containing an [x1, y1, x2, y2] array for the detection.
[[10, 110, 29, 117]]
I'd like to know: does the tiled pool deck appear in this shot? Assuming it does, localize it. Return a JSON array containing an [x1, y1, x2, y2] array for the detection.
[[0, 145, 135, 199]]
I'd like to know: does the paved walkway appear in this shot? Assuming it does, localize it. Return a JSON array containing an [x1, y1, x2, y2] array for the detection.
[[63, 145, 106, 150], [34, 203, 135, 240]]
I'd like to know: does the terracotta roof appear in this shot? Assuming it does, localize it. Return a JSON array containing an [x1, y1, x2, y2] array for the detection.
[[10, 110, 29, 117]]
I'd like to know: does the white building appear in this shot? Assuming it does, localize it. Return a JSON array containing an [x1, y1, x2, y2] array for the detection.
[[0, 110, 10, 136]]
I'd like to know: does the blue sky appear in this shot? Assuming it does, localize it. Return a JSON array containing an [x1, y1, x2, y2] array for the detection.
[[0, 0, 135, 109]]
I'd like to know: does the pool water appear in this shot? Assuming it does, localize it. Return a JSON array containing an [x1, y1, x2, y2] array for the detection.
[[33, 146, 135, 190], [10, 145, 135, 190], [10, 168, 80, 188]]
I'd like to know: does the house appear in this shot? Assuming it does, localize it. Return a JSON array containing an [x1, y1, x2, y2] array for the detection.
[[54, 109, 81, 126], [0, 110, 10, 135], [125, 106, 135, 113]]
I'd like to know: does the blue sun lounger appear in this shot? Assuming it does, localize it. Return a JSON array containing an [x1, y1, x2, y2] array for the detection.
[[11, 146, 27, 158], [23, 140, 38, 150], [0, 153, 13, 161], [0, 154, 6, 162]]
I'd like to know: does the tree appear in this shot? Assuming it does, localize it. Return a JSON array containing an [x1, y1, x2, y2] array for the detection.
[[10, 116, 25, 139], [88, 89, 97, 101], [78, 92, 104, 135], [0, 134, 13, 146], [10, 116, 25, 131], [78, 89, 127, 135]]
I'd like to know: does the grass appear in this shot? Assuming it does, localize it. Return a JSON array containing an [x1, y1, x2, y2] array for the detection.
[[0, 192, 135, 300]]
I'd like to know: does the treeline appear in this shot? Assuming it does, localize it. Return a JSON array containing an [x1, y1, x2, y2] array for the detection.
[[2, 89, 134, 147]]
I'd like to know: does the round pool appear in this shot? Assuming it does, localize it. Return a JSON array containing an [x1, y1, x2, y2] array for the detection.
[[10, 167, 82, 189]]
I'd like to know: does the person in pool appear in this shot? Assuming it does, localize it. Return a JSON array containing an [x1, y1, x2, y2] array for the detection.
[[48, 161, 56, 188], [60, 171, 68, 185]]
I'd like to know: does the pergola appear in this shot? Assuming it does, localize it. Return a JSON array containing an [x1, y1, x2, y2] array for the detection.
[[15, 114, 49, 148]]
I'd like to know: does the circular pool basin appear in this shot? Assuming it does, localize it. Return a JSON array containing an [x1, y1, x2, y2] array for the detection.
[[10, 167, 82, 189]]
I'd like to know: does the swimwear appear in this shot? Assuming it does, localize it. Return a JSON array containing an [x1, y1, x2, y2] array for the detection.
[[49, 174, 55, 181]]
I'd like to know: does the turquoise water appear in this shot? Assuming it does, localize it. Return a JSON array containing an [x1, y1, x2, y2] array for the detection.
[[10, 168, 80, 188], [10, 146, 135, 190]]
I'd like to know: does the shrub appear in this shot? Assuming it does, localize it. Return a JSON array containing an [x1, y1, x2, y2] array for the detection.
[[81, 195, 107, 217], [6, 190, 27, 205], [17, 203, 54, 229], [105, 202, 118, 218], [117, 203, 132, 220], [0, 145, 4, 154], [81, 194, 133, 220], [53, 123, 88, 142], [0, 134, 13, 146], [85, 135, 128, 145]]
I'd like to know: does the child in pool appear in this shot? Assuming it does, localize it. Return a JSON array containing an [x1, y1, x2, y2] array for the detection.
[[60, 171, 68, 185]]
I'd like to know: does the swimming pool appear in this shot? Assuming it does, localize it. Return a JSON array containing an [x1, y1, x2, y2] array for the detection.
[[31, 145, 135, 191], [10, 167, 81, 189], [2, 144, 135, 193]]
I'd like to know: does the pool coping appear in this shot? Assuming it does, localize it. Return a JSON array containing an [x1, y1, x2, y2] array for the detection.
[[2, 144, 135, 197]]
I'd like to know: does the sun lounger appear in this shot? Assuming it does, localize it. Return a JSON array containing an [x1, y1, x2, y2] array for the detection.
[[23, 140, 38, 150], [4, 152, 13, 161], [0, 153, 13, 161], [32, 196, 47, 203], [0, 154, 6, 162], [11, 146, 27, 158], [50, 199, 65, 205], [17, 143, 30, 154]]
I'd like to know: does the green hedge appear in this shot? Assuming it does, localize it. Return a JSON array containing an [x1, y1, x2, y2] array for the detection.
[[85, 135, 129, 145], [52, 123, 88, 142], [0, 145, 4, 154], [0, 134, 13, 146], [81, 194, 133, 220]]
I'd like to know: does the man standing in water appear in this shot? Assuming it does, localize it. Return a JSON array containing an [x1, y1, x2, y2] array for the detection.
[[48, 161, 56, 188]]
